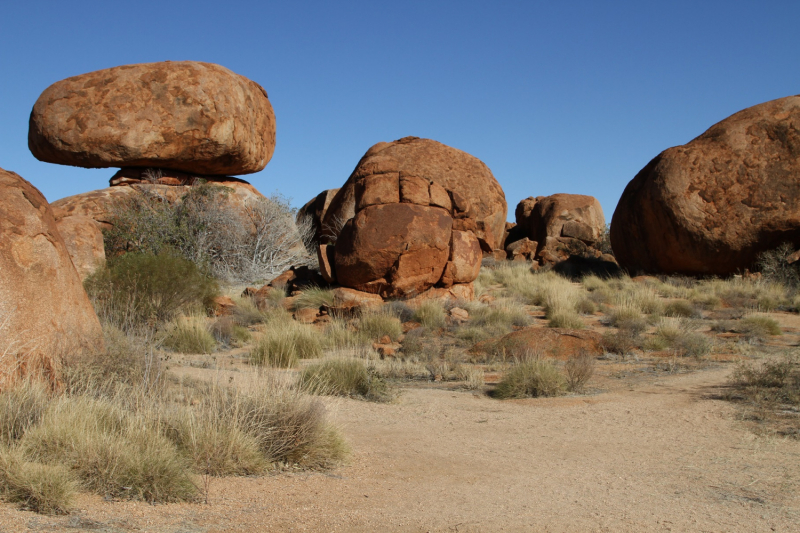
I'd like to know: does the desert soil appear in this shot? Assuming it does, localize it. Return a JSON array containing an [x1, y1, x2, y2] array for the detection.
[[2, 358, 799, 533]]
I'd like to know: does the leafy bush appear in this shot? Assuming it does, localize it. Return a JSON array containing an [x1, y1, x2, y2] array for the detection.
[[301, 359, 391, 402], [85, 252, 218, 329], [494, 360, 565, 399]]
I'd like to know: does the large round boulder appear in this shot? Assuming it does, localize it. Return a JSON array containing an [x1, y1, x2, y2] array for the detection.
[[0, 168, 104, 386], [611, 95, 800, 275], [334, 203, 453, 298], [28, 61, 275, 175], [321, 137, 507, 251]]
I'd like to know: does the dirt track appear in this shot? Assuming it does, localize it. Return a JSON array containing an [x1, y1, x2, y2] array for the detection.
[[3, 364, 799, 532]]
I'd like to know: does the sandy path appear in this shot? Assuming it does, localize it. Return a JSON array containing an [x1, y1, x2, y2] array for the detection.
[[4, 366, 800, 532]]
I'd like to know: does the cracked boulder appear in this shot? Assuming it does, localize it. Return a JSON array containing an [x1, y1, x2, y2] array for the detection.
[[611, 94, 800, 275], [321, 136, 507, 252]]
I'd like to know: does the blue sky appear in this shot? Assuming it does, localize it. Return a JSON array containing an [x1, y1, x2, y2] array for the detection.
[[1, 1, 798, 221]]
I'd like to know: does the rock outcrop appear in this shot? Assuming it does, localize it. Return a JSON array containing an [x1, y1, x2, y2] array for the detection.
[[29, 61, 275, 176], [0, 168, 104, 387], [321, 137, 507, 252], [611, 95, 800, 275], [509, 193, 606, 264], [55, 215, 105, 280]]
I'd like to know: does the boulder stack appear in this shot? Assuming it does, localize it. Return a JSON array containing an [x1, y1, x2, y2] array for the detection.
[[611, 94, 800, 275], [0, 168, 104, 388]]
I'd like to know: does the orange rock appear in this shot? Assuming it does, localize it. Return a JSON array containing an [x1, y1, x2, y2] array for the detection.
[[211, 296, 236, 317], [55, 215, 105, 280], [355, 173, 400, 210], [399, 176, 430, 205], [317, 244, 336, 283], [612, 94, 800, 275], [29, 61, 275, 175], [0, 168, 104, 388], [294, 307, 319, 324]]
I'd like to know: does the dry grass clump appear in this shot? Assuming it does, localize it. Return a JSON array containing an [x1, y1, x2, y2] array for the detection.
[[301, 358, 392, 402], [738, 315, 782, 341], [698, 278, 790, 310], [648, 318, 712, 357], [370, 359, 430, 381], [493, 360, 565, 399], [250, 322, 322, 368], [293, 287, 335, 311], [210, 316, 251, 347], [565, 353, 595, 393], [323, 318, 371, 352], [232, 296, 270, 326], [0, 381, 49, 445], [20, 395, 196, 503], [547, 311, 584, 329], [0, 449, 76, 515], [357, 308, 403, 342], [453, 364, 485, 390], [663, 299, 697, 318], [412, 300, 447, 329], [729, 355, 799, 437], [163, 316, 217, 354], [468, 300, 532, 329]]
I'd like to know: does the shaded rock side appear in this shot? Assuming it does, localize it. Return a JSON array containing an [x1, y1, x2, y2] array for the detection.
[[611, 94, 800, 275], [334, 203, 453, 298], [321, 137, 507, 250], [29, 61, 276, 175], [296, 188, 340, 251], [0, 167, 104, 383]]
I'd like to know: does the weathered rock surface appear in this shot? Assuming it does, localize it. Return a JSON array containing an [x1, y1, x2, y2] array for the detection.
[[335, 203, 452, 298], [0, 168, 103, 386], [611, 95, 800, 275], [441, 230, 482, 286], [29, 61, 275, 175], [322, 137, 507, 250], [55, 215, 105, 280]]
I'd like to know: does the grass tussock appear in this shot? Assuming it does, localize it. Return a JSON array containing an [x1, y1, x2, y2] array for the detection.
[[738, 315, 782, 341], [210, 316, 251, 347], [493, 360, 565, 399], [357, 308, 403, 342], [565, 353, 595, 393], [412, 301, 447, 329], [293, 287, 335, 311], [250, 322, 322, 367], [0, 449, 76, 515], [301, 358, 392, 402], [163, 316, 217, 354], [729, 355, 800, 437]]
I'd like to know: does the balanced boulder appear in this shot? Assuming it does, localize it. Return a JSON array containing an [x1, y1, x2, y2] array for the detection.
[[321, 137, 507, 251], [0, 168, 103, 386], [611, 95, 800, 275], [29, 61, 275, 176]]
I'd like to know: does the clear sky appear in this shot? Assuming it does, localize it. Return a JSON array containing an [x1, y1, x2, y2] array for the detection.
[[1, 1, 798, 222]]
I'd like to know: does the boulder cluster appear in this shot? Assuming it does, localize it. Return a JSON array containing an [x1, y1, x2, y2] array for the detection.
[[505, 193, 611, 267]]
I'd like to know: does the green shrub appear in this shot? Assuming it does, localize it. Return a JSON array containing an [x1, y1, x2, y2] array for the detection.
[[0, 449, 76, 515], [494, 361, 565, 399], [85, 252, 218, 329], [301, 359, 391, 402], [412, 301, 447, 329], [163, 317, 217, 354]]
